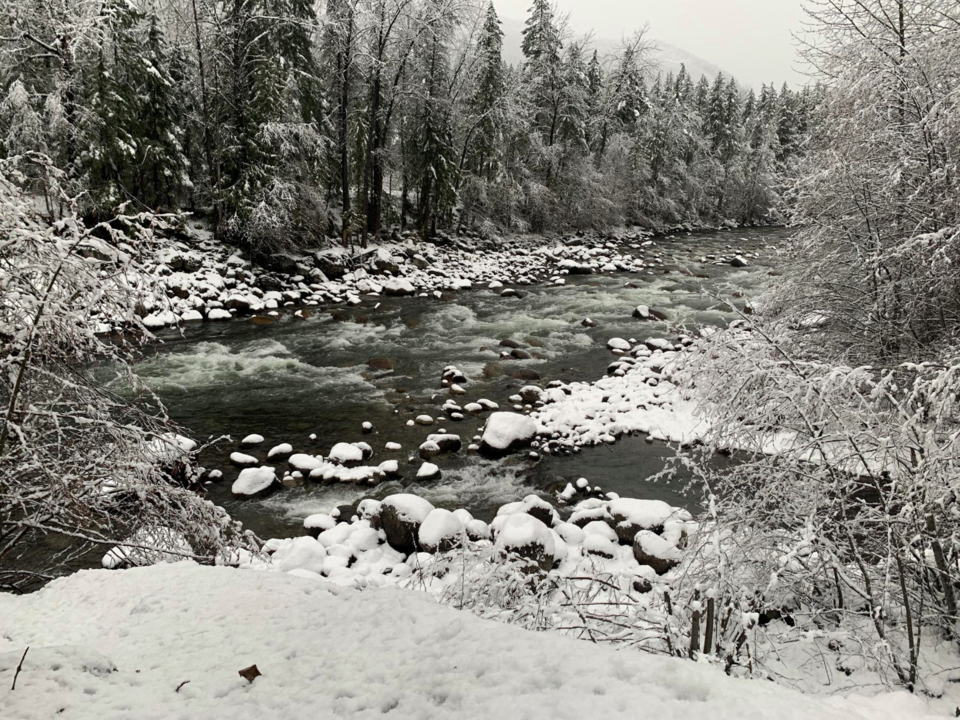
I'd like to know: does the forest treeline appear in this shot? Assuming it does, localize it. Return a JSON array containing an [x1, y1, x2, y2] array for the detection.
[[0, 0, 817, 254]]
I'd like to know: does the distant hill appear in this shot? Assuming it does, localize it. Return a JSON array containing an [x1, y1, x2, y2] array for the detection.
[[501, 16, 733, 85]]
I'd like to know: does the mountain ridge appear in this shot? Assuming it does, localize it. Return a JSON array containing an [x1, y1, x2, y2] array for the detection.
[[500, 16, 734, 85]]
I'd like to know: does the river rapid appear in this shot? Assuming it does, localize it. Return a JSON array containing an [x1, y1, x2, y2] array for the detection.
[[104, 227, 790, 539]]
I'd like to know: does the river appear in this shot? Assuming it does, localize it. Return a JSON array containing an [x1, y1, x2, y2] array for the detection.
[[105, 227, 788, 539]]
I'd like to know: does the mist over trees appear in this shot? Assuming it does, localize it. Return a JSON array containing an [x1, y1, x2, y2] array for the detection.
[[0, 0, 814, 257]]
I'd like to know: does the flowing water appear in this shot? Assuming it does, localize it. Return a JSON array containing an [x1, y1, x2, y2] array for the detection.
[[106, 228, 790, 538]]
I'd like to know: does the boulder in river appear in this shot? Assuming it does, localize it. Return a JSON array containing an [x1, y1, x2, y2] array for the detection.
[[367, 357, 395, 371], [632, 305, 669, 321], [231, 467, 279, 499], [480, 412, 537, 457]]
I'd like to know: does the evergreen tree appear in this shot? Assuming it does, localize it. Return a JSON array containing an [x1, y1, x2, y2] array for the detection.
[[469, 2, 506, 179], [521, 0, 561, 66], [136, 12, 189, 210], [413, 0, 458, 237]]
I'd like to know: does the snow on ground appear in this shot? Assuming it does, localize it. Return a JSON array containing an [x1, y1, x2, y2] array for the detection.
[[0, 562, 933, 719]]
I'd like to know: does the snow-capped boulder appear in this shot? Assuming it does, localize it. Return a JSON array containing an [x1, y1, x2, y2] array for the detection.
[[267, 443, 293, 460], [569, 500, 611, 528], [465, 519, 491, 542], [496, 495, 558, 527], [380, 494, 435, 554], [633, 305, 668, 321], [607, 338, 632, 351], [608, 498, 688, 544], [303, 513, 337, 538], [554, 522, 586, 545], [418, 509, 464, 553], [519, 385, 543, 403], [494, 513, 556, 572], [356, 499, 383, 523], [480, 412, 537, 457], [416, 462, 441, 481], [426, 433, 462, 454], [142, 310, 178, 329], [633, 530, 682, 575], [288, 453, 324, 473], [383, 278, 415, 296], [241, 434, 265, 447], [583, 533, 616, 559], [229, 451, 258, 468], [581, 520, 619, 543], [329, 442, 364, 466], [231, 466, 279, 498], [644, 337, 672, 351]]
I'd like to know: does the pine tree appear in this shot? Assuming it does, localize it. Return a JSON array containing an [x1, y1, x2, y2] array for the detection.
[[521, 0, 561, 67], [136, 12, 189, 210], [83, 0, 145, 213], [413, 0, 458, 237], [469, 2, 506, 179], [521, 0, 565, 152], [585, 49, 603, 148]]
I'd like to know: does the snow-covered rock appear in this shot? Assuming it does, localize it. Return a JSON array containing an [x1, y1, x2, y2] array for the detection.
[[418, 509, 464, 553], [229, 451, 258, 467], [416, 462, 441, 481], [494, 513, 556, 571], [268, 443, 293, 460], [288, 453, 325, 473], [480, 412, 537, 456], [303, 513, 337, 538], [231, 466, 279, 498], [328, 442, 364, 465], [633, 530, 682, 575], [380, 494, 435, 554], [609, 498, 689, 543]]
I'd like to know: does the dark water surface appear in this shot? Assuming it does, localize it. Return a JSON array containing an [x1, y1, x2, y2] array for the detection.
[[105, 228, 789, 538]]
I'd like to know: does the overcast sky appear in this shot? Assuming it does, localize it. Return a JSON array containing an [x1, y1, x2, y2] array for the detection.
[[492, 0, 809, 88]]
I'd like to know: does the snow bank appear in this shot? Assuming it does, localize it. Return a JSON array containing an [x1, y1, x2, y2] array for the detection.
[[0, 563, 926, 719]]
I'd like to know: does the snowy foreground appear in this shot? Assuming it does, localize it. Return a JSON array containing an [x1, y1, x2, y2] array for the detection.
[[0, 562, 933, 719]]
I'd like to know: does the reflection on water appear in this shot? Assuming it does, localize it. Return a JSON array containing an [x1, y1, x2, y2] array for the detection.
[[106, 227, 788, 537]]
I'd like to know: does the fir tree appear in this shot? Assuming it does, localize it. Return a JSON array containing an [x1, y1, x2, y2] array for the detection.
[[469, 2, 506, 179]]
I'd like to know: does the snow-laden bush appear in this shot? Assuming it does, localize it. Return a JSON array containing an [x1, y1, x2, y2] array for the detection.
[[0, 155, 254, 592], [665, 316, 960, 691]]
